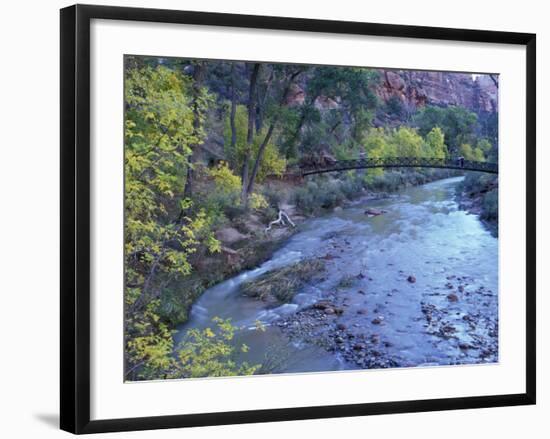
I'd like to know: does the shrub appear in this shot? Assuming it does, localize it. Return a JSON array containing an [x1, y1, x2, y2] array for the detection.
[[249, 192, 269, 210], [292, 181, 319, 215], [262, 185, 283, 209], [175, 317, 261, 378], [481, 189, 498, 221]]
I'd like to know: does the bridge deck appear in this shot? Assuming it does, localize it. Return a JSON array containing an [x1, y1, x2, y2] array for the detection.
[[300, 157, 498, 176]]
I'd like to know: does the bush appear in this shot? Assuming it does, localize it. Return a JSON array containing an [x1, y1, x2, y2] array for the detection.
[[481, 189, 498, 221], [262, 185, 283, 209], [249, 192, 269, 210], [339, 174, 364, 199], [175, 317, 261, 378], [291, 178, 347, 214], [292, 181, 320, 215], [370, 171, 404, 192]]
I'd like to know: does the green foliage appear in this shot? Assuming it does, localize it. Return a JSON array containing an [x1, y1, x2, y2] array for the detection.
[[249, 193, 269, 210], [203, 161, 242, 216], [175, 317, 260, 378], [126, 300, 176, 380], [389, 126, 424, 157], [385, 95, 404, 117], [368, 170, 431, 192], [424, 127, 448, 158], [125, 64, 219, 288], [414, 105, 478, 155], [208, 161, 242, 193], [333, 140, 359, 161], [481, 189, 498, 221], [309, 67, 379, 140], [364, 128, 394, 157], [292, 175, 363, 214], [459, 143, 485, 162], [123, 57, 499, 381], [224, 105, 286, 181], [477, 138, 492, 155], [125, 64, 226, 380], [126, 309, 260, 380]]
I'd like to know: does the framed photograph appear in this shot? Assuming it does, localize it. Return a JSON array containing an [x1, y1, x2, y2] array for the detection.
[[60, 4, 536, 434]]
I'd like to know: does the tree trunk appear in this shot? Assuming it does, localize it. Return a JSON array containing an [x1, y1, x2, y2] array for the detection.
[[241, 63, 261, 205], [246, 123, 275, 195], [256, 69, 274, 132], [230, 63, 238, 151], [289, 93, 319, 149], [246, 70, 302, 197], [183, 62, 206, 198]]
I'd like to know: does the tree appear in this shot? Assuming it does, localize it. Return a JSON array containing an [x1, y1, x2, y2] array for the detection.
[[245, 66, 303, 199], [459, 143, 485, 162], [241, 63, 261, 204], [414, 105, 478, 156], [183, 61, 209, 198], [424, 127, 448, 158], [174, 317, 260, 378], [124, 65, 220, 375], [288, 66, 379, 155], [389, 126, 424, 157], [224, 106, 286, 185], [229, 63, 238, 151]]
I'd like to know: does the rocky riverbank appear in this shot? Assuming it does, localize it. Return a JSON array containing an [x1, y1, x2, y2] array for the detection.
[[455, 173, 498, 236], [276, 270, 498, 370]]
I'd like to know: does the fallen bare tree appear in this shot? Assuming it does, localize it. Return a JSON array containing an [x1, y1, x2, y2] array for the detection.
[[265, 210, 296, 233]]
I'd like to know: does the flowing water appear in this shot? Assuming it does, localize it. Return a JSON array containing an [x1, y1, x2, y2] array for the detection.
[[174, 177, 498, 373]]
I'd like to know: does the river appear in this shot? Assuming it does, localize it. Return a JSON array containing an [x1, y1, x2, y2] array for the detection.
[[175, 176, 499, 374]]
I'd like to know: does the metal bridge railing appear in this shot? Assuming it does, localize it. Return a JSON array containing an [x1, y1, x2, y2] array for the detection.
[[300, 157, 498, 176]]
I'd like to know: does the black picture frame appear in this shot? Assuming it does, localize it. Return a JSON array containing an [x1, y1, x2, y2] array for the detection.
[[60, 4, 536, 434]]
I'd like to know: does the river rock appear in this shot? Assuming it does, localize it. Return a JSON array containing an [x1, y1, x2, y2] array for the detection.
[[447, 293, 459, 302], [364, 208, 386, 217], [313, 301, 333, 310], [407, 275, 416, 283]]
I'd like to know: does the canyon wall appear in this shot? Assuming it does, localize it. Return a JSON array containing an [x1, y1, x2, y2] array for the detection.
[[376, 70, 498, 114]]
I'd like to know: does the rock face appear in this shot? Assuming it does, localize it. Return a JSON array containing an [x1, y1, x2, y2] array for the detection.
[[287, 69, 497, 118], [376, 70, 498, 115]]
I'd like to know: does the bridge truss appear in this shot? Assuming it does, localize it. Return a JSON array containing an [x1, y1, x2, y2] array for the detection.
[[300, 157, 498, 176]]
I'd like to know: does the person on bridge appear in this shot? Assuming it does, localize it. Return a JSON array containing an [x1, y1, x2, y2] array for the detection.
[[457, 156, 465, 168]]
